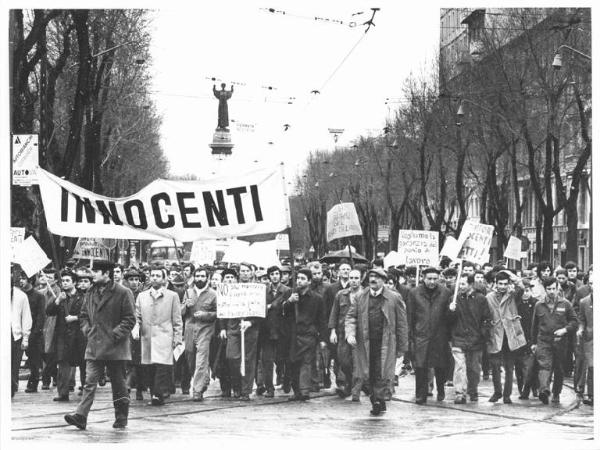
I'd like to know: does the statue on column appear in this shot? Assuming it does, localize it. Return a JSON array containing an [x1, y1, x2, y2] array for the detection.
[[213, 83, 234, 131]]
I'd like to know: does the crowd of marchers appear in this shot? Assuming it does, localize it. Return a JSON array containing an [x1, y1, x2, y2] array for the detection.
[[10, 255, 593, 430]]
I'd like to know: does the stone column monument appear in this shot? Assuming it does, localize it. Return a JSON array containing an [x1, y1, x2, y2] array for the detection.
[[209, 83, 235, 155]]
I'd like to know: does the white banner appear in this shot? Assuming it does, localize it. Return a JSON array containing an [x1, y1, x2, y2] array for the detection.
[[37, 166, 290, 241], [326, 203, 362, 242], [13, 236, 51, 277], [457, 220, 494, 265], [12, 134, 39, 185], [383, 250, 403, 268], [10, 227, 25, 261], [190, 240, 217, 265], [504, 236, 522, 261], [397, 230, 439, 267], [275, 233, 290, 251], [216, 283, 266, 318]]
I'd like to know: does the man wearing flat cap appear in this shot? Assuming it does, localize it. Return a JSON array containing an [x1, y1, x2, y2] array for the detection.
[[407, 266, 453, 405], [345, 267, 408, 416], [64, 260, 135, 430]]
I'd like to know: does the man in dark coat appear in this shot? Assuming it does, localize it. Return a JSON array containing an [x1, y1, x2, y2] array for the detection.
[[531, 277, 578, 405], [515, 278, 540, 400], [329, 268, 362, 400], [346, 268, 408, 416], [46, 270, 86, 402], [447, 273, 491, 403], [258, 265, 291, 397], [322, 261, 351, 389], [407, 267, 452, 404], [308, 262, 330, 391], [124, 268, 148, 400], [282, 268, 328, 401], [577, 290, 593, 406], [572, 265, 593, 395], [19, 271, 46, 394], [64, 260, 135, 430]]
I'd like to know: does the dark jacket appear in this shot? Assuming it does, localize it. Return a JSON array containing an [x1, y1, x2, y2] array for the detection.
[[407, 284, 452, 368], [282, 288, 327, 361], [80, 281, 136, 361], [46, 290, 86, 365], [262, 283, 291, 340], [329, 287, 360, 334], [572, 284, 592, 314], [531, 296, 578, 345], [447, 289, 492, 351], [23, 287, 45, 341], [516, 292, 537, 347], [322, 280, 350, 326], [578, 294, 593, 343]]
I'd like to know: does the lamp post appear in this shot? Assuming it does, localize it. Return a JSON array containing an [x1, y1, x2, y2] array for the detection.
[[552, 44, 591, 70]]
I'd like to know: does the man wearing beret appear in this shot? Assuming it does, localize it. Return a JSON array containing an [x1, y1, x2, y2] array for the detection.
[[345, 268, 408, 415], [64, 260, 136, 430], [407, 267, 453, 405]]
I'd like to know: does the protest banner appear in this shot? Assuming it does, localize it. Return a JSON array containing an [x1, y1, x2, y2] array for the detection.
[[216, 283, 266, 319], [383, 251, 403, 269], [504, 236, 523, 261], [13, 236, 51, 277], [12, 134, 38, 185], [457, 220, 494, 265], [10, 227, 25, 261], [326, 203, 362, 242], [190, 240, 217, 265], [73, 237, 111, 260], [397, 230, 439, 267], [36, 165, 290, 241], [440, 236, 461, 260], [275, 233, 290, 251]]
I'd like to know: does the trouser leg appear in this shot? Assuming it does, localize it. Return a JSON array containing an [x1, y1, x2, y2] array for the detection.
[[42, 352, 57, 386], [514, 350, 525, 394], [261, 339, 276, 391], [149, 364, 172, 398], [75, 360, 104, 418], [414, 367, 428, 400], [193, 335, 213, 394], [299, 352, 313, 396], [536, 344, 553, 393], [26, 338, 42, 389], [369, 339, 386, 404], [11, 337, 24, 397], [106, 361, 130, 411], [56, 360, 72, 397], [587, 366, 593, 398], [574, 339, 587, 393], [502, 350, 515, 398], [466, 350, 482, 398], [452, 347, 467, 397], [489, 351, 503, 395], [434, 367, 446, 395], [551, 344, 566, 395], [337, 338, 353, 395], [241, 329, 259, 396]]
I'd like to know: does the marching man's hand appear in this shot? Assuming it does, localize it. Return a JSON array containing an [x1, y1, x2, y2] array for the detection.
[[347, 335, 357, 347], [219, 329, 227, 340], [240, 320, 251, 332], [330, 330, 337, 345]]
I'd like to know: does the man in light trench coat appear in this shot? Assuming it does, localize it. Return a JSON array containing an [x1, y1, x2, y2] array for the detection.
[[133, 266, 183, 406], [345, 268, 408, 416]]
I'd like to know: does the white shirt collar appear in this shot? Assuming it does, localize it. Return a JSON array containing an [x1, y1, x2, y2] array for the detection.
[[370, 287, 384, 297]]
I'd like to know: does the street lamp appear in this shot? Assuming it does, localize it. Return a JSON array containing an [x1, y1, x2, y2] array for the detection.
[[552, 44, 591, 70]]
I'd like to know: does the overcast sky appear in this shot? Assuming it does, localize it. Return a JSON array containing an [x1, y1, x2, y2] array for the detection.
[[148, 1, 440, 184]]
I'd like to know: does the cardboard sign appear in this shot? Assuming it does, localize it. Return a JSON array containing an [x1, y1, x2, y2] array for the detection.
[[457, 220, 494, 265], [504, 236, 522, 261], [275, 233, 290, 251], [190, 240, 217, 265], [73, 237, 111, 260], [397, 230, 439, 266], [10, 227, 25, 261], [216, 283, 266, 319], [383, 251, 403, 269], [13, 236, 51, 277], [440, 236, 461, 260], [326, 203, 362, 242], [12, 134, 39, 185]]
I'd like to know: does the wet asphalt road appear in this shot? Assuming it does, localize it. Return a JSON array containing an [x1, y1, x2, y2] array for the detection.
[[11, 371, 594, 444]]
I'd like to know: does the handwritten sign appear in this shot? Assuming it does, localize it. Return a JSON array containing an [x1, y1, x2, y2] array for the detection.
[[10, 227, 25, 261], [216, 283, 266, 318], [326, 203, 362, 242], [504, 236, 522, 261], [13, 236, 51, 277], [73, 238, 111, 260], [457, 220, 494, 265], [190, 240, 217, 265], [397, 230, 439, 266], [12, 134, 38, 185]]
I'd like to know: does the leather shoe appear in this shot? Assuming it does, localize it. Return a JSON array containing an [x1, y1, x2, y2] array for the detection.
[[518, 394, 529, 400], [351, 395, 360, 402], [437, 392, 445, 402], [488, 393, 502, 403], [454, 396, 466, 404], [136, 390, 144, 400], [539, 390, 550, 405], [41, 384, 50, 390], [256, 386, 266, 396], [264, 389, 274, 398], [239, 394, 251, 401], [53, 396, 69, 402], [503, 396, 512, 404], [64, 413, 87, 430], [192, 393, 204, 402], [181, 389, 190, 395], [149, 396, 164, 406], [551, 394, 560, 404], [583, 397, 593, 406], [415, 397, 426, 405], [370, 401, 383, 416], [25, 387, 38, 393], [282, 381, 291, 394]]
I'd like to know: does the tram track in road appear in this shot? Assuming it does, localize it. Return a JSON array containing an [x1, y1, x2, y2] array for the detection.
[[12, 391, 338, 432]]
